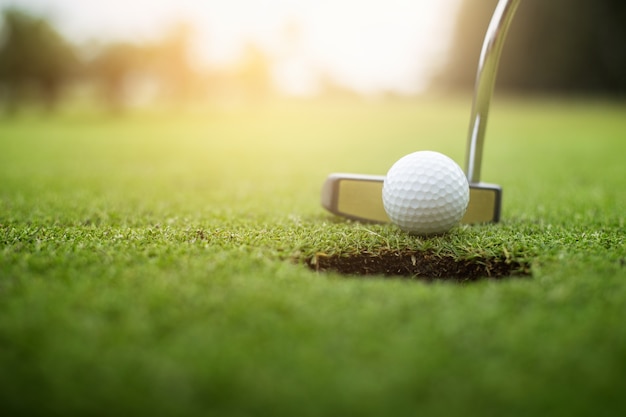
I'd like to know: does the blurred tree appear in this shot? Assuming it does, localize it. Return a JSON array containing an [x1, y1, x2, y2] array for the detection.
[[236, 43, 273, 100], [147, 22, 199, 104], [88, 23, 203, 112], [0, 8, 78, 113], [87, 42, 148, 112], [437, 0, 626, 96]]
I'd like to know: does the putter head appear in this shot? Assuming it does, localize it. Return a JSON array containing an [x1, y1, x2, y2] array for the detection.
[[321, 173, 501, 224]]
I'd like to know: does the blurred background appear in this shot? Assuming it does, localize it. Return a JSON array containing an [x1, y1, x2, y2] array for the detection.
[[0, 0, 624, 114]]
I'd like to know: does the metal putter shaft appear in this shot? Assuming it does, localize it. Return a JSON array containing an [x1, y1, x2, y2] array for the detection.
[[321, 0, 520, 224]]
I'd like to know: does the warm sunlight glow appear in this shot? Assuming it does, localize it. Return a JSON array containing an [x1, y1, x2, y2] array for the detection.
[[5, 0, 462, 95]]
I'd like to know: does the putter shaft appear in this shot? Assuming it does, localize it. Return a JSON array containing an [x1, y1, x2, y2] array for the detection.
[[466, 0, 521, 183]]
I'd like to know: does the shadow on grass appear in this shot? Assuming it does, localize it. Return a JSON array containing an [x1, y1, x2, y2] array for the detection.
[[306, 250, 531, 283]]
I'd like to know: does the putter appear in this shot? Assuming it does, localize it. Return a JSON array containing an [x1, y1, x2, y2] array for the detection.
[[321, 0, 520, 224]]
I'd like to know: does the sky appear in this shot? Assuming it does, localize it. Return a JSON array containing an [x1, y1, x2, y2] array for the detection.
[[1, 0, 463, 95]]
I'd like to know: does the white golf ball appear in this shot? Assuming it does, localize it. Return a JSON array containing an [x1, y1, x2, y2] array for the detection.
[[382, 151, 470, 235]]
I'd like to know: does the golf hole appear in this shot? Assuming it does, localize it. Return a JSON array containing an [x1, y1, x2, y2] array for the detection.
[[306, 250, 530, 282]]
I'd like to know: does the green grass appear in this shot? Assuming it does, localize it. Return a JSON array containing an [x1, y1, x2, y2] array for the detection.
[[1, 97, 625, 416]]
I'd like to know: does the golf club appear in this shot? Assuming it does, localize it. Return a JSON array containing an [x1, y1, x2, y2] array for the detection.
[[321, 0, 520, 224]]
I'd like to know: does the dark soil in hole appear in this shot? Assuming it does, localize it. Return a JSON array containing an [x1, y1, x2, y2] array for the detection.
[[306, 250, 530, 282]]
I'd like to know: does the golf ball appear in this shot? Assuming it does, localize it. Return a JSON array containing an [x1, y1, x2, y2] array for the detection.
[[382, 151, 470, 235]]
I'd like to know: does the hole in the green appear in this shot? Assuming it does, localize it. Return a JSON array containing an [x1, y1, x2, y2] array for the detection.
[[306, 250, 531, 282]]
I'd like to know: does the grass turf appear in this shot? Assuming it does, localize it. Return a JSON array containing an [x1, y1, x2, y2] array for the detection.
[[1, 97, 625, 416]]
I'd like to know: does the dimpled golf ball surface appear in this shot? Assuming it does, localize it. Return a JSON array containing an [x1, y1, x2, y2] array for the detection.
[[383, 151, 469, 235]]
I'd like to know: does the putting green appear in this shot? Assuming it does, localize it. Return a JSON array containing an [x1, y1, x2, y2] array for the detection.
[[1, 97, 625, 416]]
